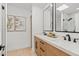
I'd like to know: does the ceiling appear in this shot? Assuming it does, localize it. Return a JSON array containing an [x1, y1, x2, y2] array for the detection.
[[56, 3, 79, 17], [7, 3, 48, 12]]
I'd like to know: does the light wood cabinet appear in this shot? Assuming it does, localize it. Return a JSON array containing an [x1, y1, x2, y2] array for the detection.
[[35, 36, 40, 56], [40, 40, 47, 56], [34, 36, 70, 56], [46, 43, 69, 56]]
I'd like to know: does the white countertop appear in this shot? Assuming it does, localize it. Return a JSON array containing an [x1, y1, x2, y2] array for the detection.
[[35, 34, 79, 56]]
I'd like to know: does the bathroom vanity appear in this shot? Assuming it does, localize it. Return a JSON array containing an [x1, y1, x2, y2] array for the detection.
[[34, 34, 79, 56]]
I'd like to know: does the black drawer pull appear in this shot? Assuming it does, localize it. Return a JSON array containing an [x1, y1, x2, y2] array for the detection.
[[40, 47, 45, 52], [40, 41, 44, 44]]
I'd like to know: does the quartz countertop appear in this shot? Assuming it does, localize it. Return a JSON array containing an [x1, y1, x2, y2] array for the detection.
[[35, 34, 79, 56]]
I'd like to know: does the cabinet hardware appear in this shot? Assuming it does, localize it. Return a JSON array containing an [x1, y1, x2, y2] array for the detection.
[[40, 47, 45, 52], [40, 41, 45, 44]]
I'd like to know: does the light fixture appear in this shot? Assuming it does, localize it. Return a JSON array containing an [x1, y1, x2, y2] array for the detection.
[[57, 4, 69, 11], [76, 8, 79, 10]]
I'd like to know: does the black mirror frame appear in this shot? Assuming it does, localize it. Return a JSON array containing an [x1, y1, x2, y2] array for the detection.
[[43, 3, 54, 32]]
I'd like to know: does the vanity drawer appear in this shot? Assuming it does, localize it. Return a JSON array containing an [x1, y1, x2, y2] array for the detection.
[[40, 40, 47, 56], [40, 40, 46, 45]]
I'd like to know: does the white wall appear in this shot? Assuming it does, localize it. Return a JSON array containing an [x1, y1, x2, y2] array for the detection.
[[0, 3, 6, 55], [7, 4, 31, 51], [44, 6, 52, 30], [0, 4, 2, 45], [1, 3, 6, 55], [0, 3, 3, 56], [56, 12, 75, 31], [56, 15, 61, 31], [1, 3, 6, 47], [62, 13, 72, 31], [75, 12, 79, 32], [32, 6, 43, 51]]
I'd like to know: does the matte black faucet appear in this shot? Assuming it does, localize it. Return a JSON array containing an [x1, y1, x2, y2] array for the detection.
[[66, 34, 71, 41]]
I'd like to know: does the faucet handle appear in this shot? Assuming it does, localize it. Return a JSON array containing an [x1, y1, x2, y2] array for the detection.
[[73, 38, 79, 43], [73, 38, 76, 43]]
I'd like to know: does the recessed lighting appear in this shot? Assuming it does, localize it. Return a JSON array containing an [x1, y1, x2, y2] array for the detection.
[[76, 8, 79, 10], [57, 4, 69, 11]]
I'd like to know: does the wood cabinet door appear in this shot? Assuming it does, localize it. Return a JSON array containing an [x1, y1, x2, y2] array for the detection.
[[40, 40, 47, 56], [35, 36, 40, 56], [35, 36, 70, 56], [46, 43, 69, 56]]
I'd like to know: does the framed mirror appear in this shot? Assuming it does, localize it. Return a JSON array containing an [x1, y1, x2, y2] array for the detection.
[[43, 3, 53, 32], [55, 3, 79, 33]]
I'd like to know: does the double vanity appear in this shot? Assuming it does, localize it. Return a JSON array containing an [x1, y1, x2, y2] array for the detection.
[[34, 34, 79, 56], [34, 3, 79, 56]]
